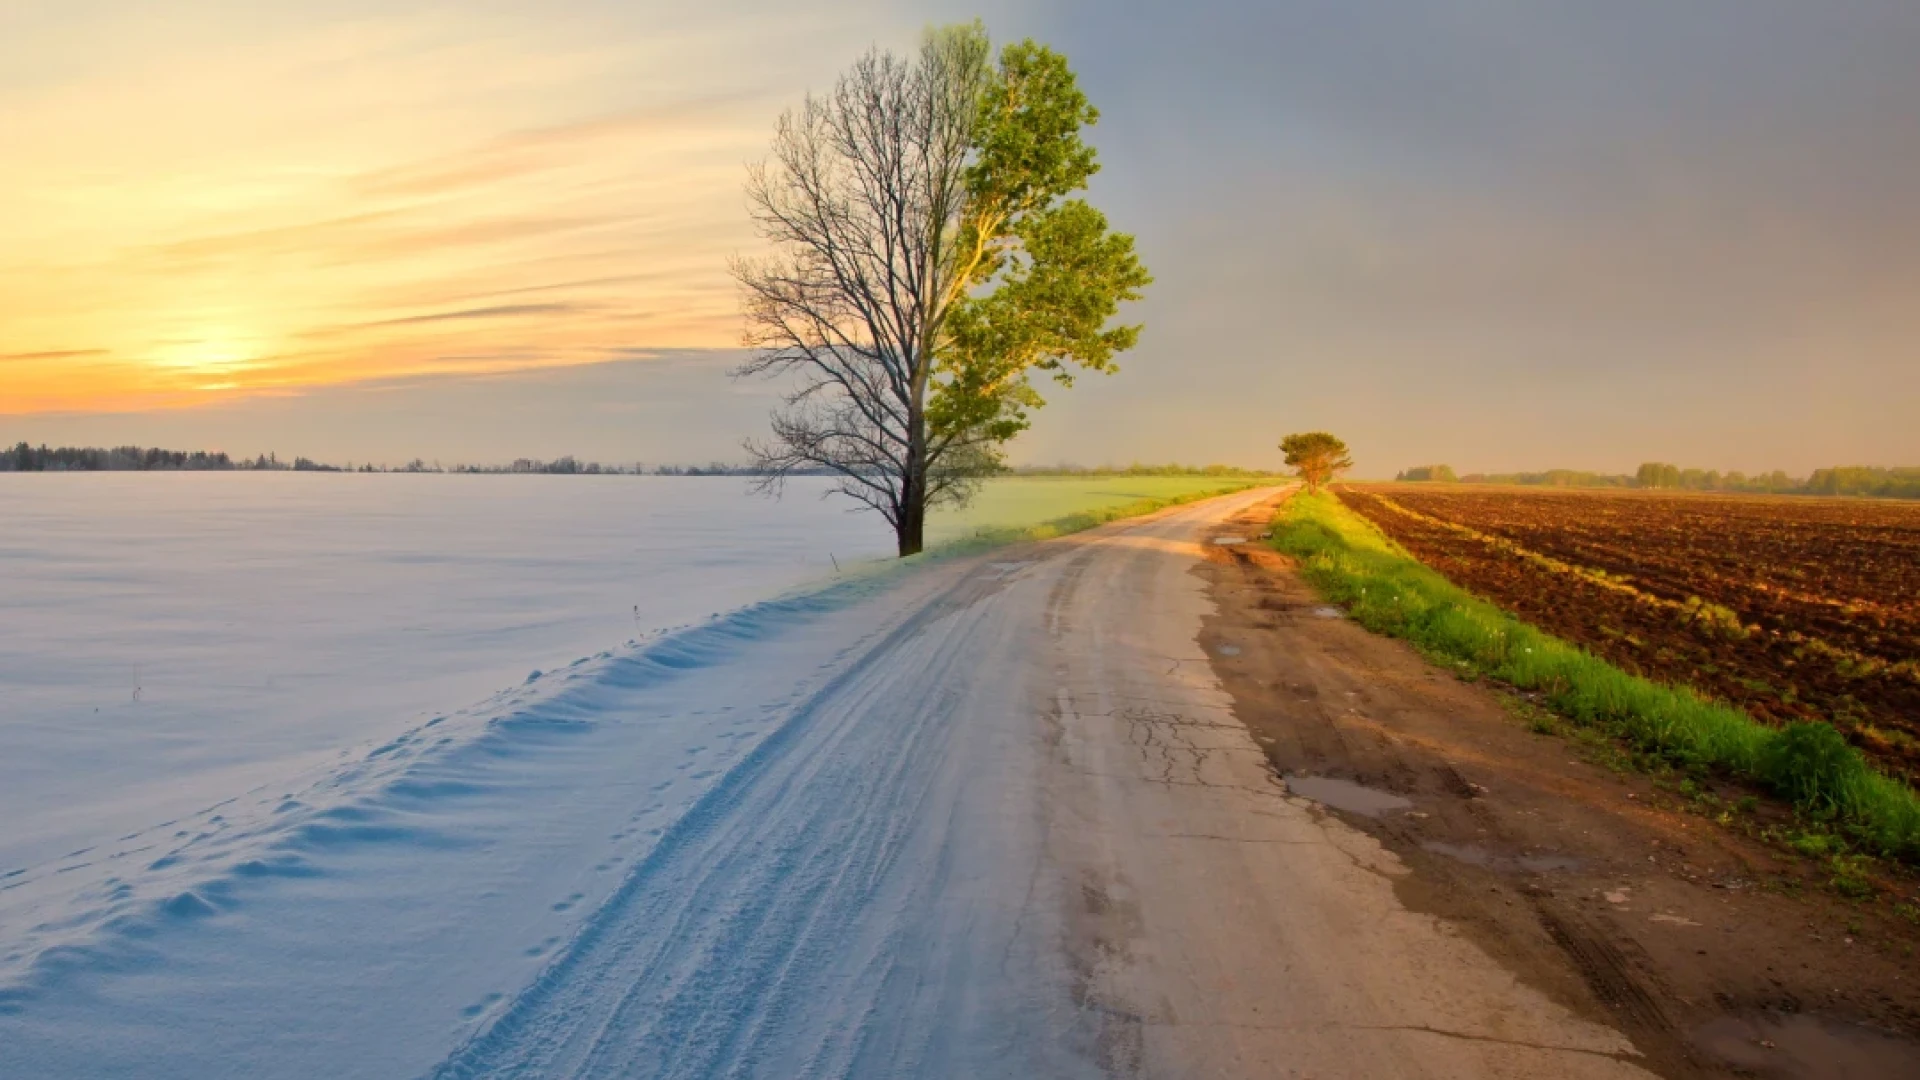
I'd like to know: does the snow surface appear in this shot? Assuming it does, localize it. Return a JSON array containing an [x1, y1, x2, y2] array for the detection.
[[0, 475, 896, 871]]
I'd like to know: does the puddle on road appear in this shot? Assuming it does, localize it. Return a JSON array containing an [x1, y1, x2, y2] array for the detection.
[[1421, 841, 1583, 875], [1215, 644, 1242, 657], [1693, 1012, 1920, 1079], [1310, 606, 1344, 619], [1211, 535, 1248, 545], [1285, 775, 1412, 817]]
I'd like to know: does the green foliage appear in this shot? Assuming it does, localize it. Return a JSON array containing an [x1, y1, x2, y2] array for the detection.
[[1278, 432, 1353, 494], [1827, 854, 1878, 899], [1270, 491, 1920, 861], [1395, 464, 1457, 483], [1635, 462, 1684, 489], [931, 35, 1152, 455], [1760, 722, 1870, 817], [963, 38, 1100, 220], [1806, 466, 1920, 499], [1459, 468, 1635, 488], [1789, 830, 1834, 857]]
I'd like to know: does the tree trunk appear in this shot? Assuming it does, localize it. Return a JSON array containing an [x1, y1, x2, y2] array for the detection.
[[897, 493, 926, 557], [898, 368, 929, 557], [897, 448, 927, 556]]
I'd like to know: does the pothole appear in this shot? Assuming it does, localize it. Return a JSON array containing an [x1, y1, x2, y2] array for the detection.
[[1420, 841, 1583, 875], [1284, 775, 1412, 817], [1693, 1012, 1920, 1079]]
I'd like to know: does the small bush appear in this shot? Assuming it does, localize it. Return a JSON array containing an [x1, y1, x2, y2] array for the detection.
[[1789, 831, 1834, 858], [1760, 722, 1867, 817], [1828, 855, 1877, 900]]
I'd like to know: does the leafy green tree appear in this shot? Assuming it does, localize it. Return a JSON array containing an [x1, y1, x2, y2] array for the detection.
[[734, 23, 1150, 556], [1280, 432, 1353, 494], [1635, 462, 1684, 489]]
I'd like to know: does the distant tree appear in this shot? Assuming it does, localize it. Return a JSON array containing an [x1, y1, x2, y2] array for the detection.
[[1635, 462, 1685, 489], [733, 22, 1151, 556], [1280, 431, 1353, 494], [1396, 464, 1456, 483]]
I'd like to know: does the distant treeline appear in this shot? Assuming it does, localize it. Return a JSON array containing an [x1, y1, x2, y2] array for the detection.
[[2, 443, 343, 473], [1392, 461, 1920, 499], [0, 444, 834, 476], [443, 458, 795, 476], [4, 444, 1277, 479]]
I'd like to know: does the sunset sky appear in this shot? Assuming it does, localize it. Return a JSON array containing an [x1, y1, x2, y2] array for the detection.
[[4, 1, 1917, 474]]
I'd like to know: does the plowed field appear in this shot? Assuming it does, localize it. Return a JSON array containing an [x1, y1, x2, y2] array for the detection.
[[1339, 485, 1920, 780]]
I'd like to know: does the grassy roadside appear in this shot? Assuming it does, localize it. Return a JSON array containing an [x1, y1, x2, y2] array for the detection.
[[1271, 490, 1920, 864]]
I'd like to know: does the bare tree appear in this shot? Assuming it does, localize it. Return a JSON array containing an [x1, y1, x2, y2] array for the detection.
[[732, 28, 995, 556]]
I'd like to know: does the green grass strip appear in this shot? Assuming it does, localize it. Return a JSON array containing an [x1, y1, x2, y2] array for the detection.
[[1273, 491, 1920, 861], [933, 480, 1279, 554]]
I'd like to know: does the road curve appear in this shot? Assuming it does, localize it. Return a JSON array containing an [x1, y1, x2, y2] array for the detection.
[[429, 487, 1654, 1079]]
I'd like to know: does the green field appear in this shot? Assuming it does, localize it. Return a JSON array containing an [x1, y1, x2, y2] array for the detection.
[[928, 476, 1278, 547]]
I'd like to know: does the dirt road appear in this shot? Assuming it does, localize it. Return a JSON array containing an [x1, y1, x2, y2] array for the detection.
[[1024, 488, 1656, 1077]]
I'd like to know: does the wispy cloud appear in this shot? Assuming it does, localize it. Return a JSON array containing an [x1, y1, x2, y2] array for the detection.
[[348, 303, 588, 331], [1, 349, 109, 362], [350, 92, 771, 198], [395, 302, 582, 326]]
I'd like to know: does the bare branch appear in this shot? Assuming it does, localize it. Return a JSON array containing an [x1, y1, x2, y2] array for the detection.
[[733, 29, 997, 556]]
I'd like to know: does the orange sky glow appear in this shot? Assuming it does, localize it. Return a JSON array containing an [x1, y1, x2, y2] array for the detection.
[[0, 3, 900, 414]]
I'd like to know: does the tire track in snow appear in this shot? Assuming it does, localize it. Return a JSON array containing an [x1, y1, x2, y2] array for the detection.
[[427, 561, 1061, 1079]]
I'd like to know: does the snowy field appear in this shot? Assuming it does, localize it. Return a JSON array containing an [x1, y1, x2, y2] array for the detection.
[[0, 472, 1243, 1077], [1, 475, 895, 872]]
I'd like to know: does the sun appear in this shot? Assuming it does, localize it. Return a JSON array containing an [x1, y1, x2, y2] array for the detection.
[[149, 334, 262, 380]]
